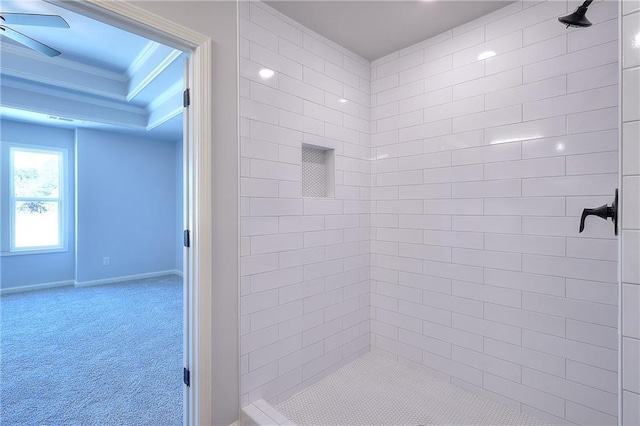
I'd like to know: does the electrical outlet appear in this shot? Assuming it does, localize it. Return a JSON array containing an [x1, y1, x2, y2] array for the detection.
[[103, 257, 110, 266]]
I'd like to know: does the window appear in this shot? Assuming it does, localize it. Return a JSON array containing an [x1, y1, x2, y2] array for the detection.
[[9, 147, 66, 252]]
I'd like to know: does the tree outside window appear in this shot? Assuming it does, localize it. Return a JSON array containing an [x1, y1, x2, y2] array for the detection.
[[10, 147, 65, 251]]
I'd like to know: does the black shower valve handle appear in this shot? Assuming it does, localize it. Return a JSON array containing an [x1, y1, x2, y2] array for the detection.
[[579, 189, 618, 236], [579, 205, 611, 232]]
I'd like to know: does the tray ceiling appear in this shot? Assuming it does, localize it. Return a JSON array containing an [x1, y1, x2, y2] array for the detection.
[[0, 0, 184, 141]]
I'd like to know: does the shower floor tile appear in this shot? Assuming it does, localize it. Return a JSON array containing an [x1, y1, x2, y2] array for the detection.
[[277, 352, 549, 426]]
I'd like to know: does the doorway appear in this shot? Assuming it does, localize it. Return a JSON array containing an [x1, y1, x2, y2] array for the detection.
[[0, 0, 213, 423]]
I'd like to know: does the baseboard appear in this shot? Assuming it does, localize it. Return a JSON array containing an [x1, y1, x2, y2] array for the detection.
[[0, 280, 75, 295], [1, 271, 183, 295], [75, 270, 181, 288]]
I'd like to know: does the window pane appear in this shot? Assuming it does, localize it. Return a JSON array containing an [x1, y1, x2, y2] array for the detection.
[[14, 201, 60, 248], [13, 150, 60, 198]]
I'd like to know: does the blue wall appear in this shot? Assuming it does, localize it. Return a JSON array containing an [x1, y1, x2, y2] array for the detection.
[[0, 120, 76, 288], [0, 120, 181, 290], [76, 128, 178, 284]]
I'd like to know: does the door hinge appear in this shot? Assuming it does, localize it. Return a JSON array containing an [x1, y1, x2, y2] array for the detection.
[[183, 230, 191, 248], [183, 367, 191, 387], [183, 88, 191, 107]]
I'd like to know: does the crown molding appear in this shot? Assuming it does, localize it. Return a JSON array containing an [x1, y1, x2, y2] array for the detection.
[[1, 46, 128, 101], [126, 41, 160, 78], [0, 67, 127, 102], [1, 80, 148, 131], [1, 77, 185, 134], [1, 39, 182, 107], [147, 79, 183, 112], [146, 82, 183, 130], [1, 77, 142, 114], [126, 47, 182, 101], [0, 43, 126, 82], [147, 105, 182, 131], [0, 95, 147, 130]]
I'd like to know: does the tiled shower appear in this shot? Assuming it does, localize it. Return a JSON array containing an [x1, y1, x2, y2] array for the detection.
[[238, 0, 638, 424]]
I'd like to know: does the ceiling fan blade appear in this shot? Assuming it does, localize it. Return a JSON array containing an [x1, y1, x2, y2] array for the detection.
[[0, 13, 69, 28], [0, 25, 61, 57]]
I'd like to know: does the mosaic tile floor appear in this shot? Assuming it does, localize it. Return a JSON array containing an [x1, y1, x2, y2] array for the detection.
[[277, 352, 549, 425]]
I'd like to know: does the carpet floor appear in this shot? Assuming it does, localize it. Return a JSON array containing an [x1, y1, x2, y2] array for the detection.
[[0, 275, 183, 425]]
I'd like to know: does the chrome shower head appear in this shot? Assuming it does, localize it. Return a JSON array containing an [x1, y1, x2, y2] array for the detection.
[[558, 0, 594, 28]]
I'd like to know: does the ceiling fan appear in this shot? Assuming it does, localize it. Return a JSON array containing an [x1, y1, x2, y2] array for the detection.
[[0, 12, 69, 57]]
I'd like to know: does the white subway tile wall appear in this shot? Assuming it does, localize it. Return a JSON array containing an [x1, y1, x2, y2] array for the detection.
[[621, 1, 640, 425], [370, 1, 619, 424], [240, 0, 625, 421], [239, 1, 371, 406]]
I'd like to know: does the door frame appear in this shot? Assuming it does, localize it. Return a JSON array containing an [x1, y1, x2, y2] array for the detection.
[[49, 1, 214, 424]]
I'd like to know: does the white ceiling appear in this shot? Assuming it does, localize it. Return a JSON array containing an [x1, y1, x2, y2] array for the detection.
[[265, 0, 517, 61], [0, 0, 184, 141]]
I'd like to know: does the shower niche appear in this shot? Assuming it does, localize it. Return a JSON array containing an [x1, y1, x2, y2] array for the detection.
[[301, 143, 335, 198]]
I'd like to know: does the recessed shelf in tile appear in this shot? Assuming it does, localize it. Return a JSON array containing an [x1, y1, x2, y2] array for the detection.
[[302, 144, 335, 198]]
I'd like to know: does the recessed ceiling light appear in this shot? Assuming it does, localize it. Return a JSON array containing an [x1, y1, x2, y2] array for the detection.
[[477, 51, 496, 60], [259, 68, 275, 79], [339, 98, 348, 104], [634, 32, 640, 48]]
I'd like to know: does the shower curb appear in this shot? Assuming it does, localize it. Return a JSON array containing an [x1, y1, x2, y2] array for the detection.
[[241, 399, 295, 426]]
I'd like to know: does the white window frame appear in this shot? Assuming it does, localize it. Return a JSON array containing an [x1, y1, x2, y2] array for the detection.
[[8, 145, 68, 254]]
